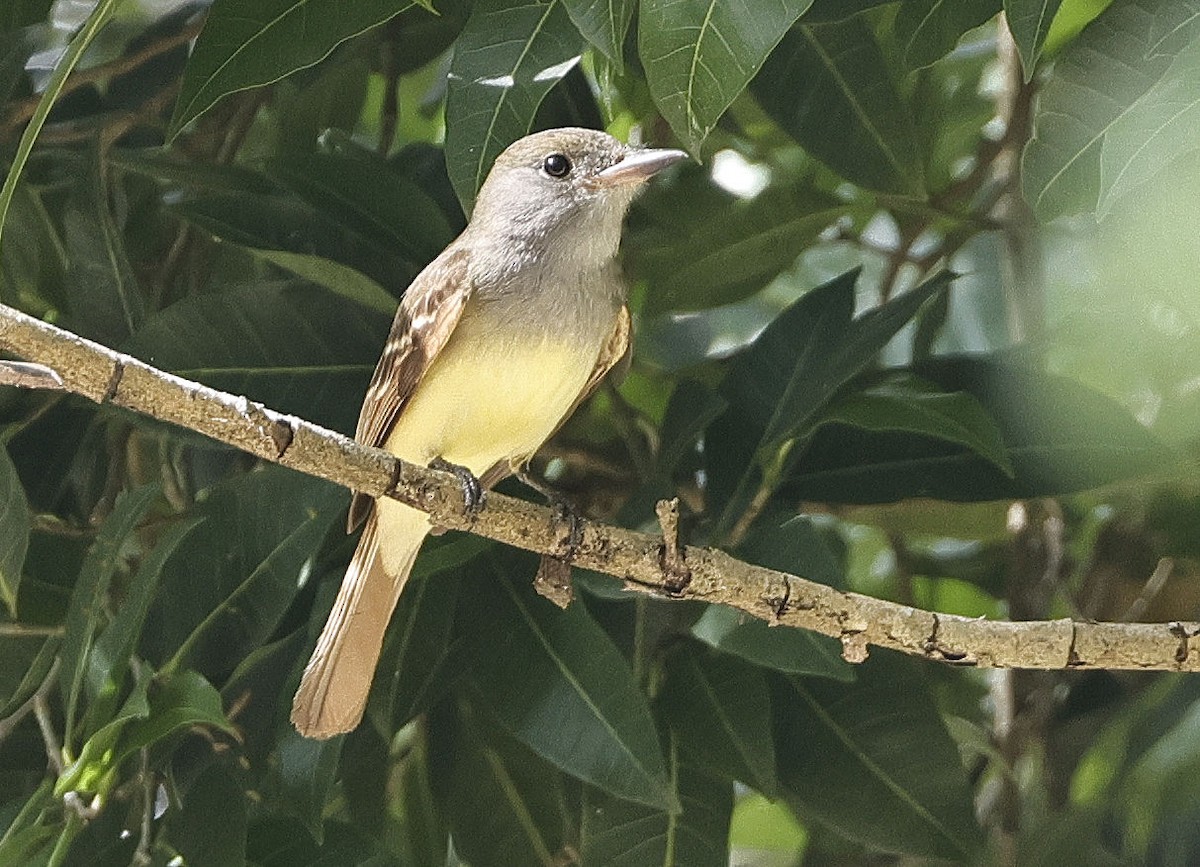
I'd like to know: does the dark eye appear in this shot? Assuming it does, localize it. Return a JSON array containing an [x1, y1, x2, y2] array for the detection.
[[543, 153, 572, 178]]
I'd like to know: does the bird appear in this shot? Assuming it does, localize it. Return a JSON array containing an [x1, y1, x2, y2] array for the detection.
[[290, 127, 688, 738]]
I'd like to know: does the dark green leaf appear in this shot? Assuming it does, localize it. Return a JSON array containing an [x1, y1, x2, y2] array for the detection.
[[273, 732, 344, 843], [894, 0, 1000, 71], [168, 763, 248, 867], [639, 0, 813, 151], [266, 146, 455, 267], [738, 512, 845, 590], [0, 447, 28, 617], [803, 0, 895, 21], [626, 166, 847, 314], [171, 0, 421, 134], [773, 652, 983, 859], [244, 251, 395, 316], [62, 146, 145, 345], [579, 729, 732, 866], [820, 373, 1014, 475], [1022, 0, 1200, 220], [84, 519, 201, 727], [148, 467, 343, 681], [562, 0, 635, 61], [753, 18, 925, 194], [659, 650, 779, 795], [221, 632, 307, 767], [169, 191, 417, 295], [785, 355, 1177, 503], [462, 553, 676, 811], [1004, 0, 1065, 78], [370, 536, 488, 730], [0, 635, 57, 719], [657, 379, 728, 476], [0, 0, 52, 32], [690, 605, 851, 679], [429, 699, 567, 867], [445, 0, 583, 213], [124, 282, 389, 436], [58, 484, 160, 751]]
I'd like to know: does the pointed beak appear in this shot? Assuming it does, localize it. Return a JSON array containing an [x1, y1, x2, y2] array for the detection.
[[596, 147, 689, 187]]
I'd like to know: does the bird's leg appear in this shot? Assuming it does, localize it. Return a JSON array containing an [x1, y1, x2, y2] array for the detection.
[[430, 457, 484, 518], [513, 465, 584, 556]]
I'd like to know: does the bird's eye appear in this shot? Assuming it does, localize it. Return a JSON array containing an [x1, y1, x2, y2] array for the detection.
[[543, 153, 572, 178]]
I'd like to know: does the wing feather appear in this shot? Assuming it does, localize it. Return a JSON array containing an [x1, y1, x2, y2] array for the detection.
[[348, 248, 472, 531]]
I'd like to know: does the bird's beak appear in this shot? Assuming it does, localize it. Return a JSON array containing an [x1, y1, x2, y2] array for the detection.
[[596, 147, 689, 187]]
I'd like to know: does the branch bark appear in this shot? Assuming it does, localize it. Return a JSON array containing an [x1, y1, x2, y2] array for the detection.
[[1, 303, 1197, 673]]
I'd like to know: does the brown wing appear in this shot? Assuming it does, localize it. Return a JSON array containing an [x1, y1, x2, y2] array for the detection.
[[478, 303, 632, 490], [348, 248, 472, 531]]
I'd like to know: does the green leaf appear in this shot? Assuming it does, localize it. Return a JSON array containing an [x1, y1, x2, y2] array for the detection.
[[429, 699, 567, 867], [894, 0, 1000, 70], [462, 553, 676, 812], [0, 0, 52, 32], [62, 145, 146, 345], [752, 18, 925, 194], [579, 729, 732, 866], [639, 0, 813, 152], [1004, 0, 1066, 78], [445, 0, 583, 213], [116, 669, 236, 762], [1022, 0, 1200, 220], [150, 467, 343, 681], [370, 536, 489, 731], [84, 519, 202, 727], [773, 652, 983, 859], [0, 447, 28, 617], [58, 484, 160, 754], [626, 166, 847, 315], [274, 731, 344, 843], [820, 374, 1014, 476], [170, 0, 420, 135], [169, 191, 418, 295], [657, 379, 729, 476], [691, 605, 851, 679], [562, 0, 634, 62], [266, 146, 455, 268], [167, 763, 248, 867], [784, 354, 1177, 503], [0, 635, 57, 720], [1097, 35, 1200, 219], [711, 269, 951, 532], [245, 251, 396, 316], [124, 282, 389, 436], [659, 650, 779, 795]]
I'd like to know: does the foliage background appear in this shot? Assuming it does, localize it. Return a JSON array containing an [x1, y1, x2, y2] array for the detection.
[[1, 0, 1199, 864]]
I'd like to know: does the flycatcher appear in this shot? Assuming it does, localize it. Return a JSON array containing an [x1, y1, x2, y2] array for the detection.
[[291, 128, 687, 738]]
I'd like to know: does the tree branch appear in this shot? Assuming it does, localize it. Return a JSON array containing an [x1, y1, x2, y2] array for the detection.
[[0, 302, 1197, 672]]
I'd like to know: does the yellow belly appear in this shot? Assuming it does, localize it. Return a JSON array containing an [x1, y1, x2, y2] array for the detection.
[[382, 313, 600, 476]]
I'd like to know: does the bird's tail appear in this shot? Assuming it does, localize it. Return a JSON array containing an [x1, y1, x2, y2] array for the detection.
[[291, 499, 429, 738]]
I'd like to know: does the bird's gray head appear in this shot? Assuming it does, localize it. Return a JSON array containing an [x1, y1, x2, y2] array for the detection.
[[469, 128, 687, 266]]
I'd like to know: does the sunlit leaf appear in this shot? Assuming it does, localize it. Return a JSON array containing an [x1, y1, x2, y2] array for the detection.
[[171, 0, 422, 134], [444, 0, 583, 212], [1004, 0, 1066, 78], [562, 0, 635, 62], [639, 0, 813, 152], [1022, 0, 1200, 220]]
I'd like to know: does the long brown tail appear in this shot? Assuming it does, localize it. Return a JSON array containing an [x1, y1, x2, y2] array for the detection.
[[291, 500, 429, 738]]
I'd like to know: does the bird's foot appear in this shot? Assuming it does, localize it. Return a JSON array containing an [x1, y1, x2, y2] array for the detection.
[[430, 457, 484, 519]]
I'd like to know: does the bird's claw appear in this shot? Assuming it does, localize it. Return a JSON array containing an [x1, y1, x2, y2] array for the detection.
[[430, 457, 484, 518]]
